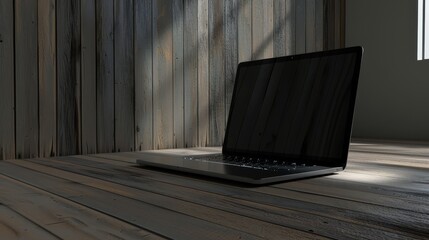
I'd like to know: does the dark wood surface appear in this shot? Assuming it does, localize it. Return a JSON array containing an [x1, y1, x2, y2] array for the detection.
[[0, 141, 428, 239], [0, 0, 345, 160]]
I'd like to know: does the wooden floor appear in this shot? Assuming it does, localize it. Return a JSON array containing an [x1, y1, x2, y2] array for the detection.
[[0, 141, 428, 240]]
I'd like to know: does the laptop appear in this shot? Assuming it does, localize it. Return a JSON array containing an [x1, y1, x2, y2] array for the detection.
[[137, 46, 363, 185]]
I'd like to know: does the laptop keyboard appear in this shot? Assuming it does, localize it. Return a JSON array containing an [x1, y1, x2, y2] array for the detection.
[[184, 154, 311, 172]]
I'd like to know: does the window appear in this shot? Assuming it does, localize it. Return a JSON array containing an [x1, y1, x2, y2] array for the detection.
[[418, 0, 429, 60]]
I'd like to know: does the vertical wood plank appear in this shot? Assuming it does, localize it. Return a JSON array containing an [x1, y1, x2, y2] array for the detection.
[[197, 0, 209, 147], [305, 0, 316, 52], [295, 0, 306, 54], [315, 0, 324, 51], [153, 0, 174, 149], [340, 0, 345, 48], [334, 0, 341, 48], [114, 0, 134, 152], [173, 0, 184, 148], [81, 0, 97, 154], [224, 0, 238, 125], [252, 0, 274, 59], [237, 0, 252, 62], [209, 0, 225, 146], [184, 0, 198, 147], [135, 0, 153, 151], [15, 0, 39, 159], [285, 0, 296, 55], [274, 0, 287, 57], [96, 0, 115, 153], [57, 0, 81, 156], [324, 0, 335, 50], [38, 0, 56, 158], [0, 0, 15, 160]]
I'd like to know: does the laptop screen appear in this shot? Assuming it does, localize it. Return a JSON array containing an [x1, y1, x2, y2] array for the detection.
[[223, 47, 362, 165]]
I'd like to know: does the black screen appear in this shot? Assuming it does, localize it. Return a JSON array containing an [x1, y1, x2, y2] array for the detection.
[[223, 48, 361, 163]]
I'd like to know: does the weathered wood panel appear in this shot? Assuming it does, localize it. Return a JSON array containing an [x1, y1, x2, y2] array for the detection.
[[237, 0, 252, 62], [153, 0, 174, 149], [285, 0, 296, 55], [15, 0, 39, 159], [23, 156, 324, 239], [0, 161, 260, 240], [135, 0, 153, 151], [184, 0, 199, 148], [0, 202, 59, 239], [81, 0, 97, 154], [224, 0, 239, 125], [252, 0, 274, 59], [96, 0, 115, 153], [208, 0, 225, 146], [295, 0, 306, 54], [0, 174, 163, 239], [324, 0, 336, 50], [197, 0, 210, 147], [0, 0, 15, 160], [57, 0, 81, 156], [39, 0, 57, 158], [315, 0, 324, 51], [0, 1, 345, 159], [114, 0, 134, 152], [274, 0, 287, 57], [306, 0, 316, 52], [334, 0, 341, 48], [0, 139, 426, 239], [173, 0, 184, 148]]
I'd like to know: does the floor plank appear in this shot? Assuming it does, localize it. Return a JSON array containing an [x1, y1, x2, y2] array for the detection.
[[0, 203, 59, 239], [0, 174, 163, 240], [0, 161, 265, 240], [21, 156, 426, 239], [9, 159, 323, 240], [1, 141, 428, 239]]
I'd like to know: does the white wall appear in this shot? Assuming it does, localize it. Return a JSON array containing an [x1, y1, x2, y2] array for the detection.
[[346, 0, 429, 141]]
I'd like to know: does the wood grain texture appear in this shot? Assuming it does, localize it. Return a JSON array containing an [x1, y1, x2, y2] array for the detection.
[[224, 0, 238, 126], [0, 139, 426, 239], [334, 0, 341, 49], [184, 0, 199, 148], [81, 0, 97, 154], [38, 0, 56, 158], [324, 0, 335, 50], [23, 156, 325, 240], [274, 0, 287, 57], [57, 0, 81, 156], [315, 0, 324, 51], [285, 0, 296, 55], [0, 203, 59, 239], [153, 0, 174, 149], [96, 0, 115, 153], [197, 0, 210, 147], [15, 0, 39, 159], [0, 174, 164, 239], [0, 161, 262, 240], [252, 0, 274, 59], [0, 0, 15, 160], [0, 1, 342, 159], [305, 0, 316, 52], [237, 0, 252, 62], [114, 0, 134, 152], [295, 0, 306, 54], [339, 0, 345, 48], [134, 0, 153, 151], [172, 0, 184, 148], [208, 0, 225, 146]]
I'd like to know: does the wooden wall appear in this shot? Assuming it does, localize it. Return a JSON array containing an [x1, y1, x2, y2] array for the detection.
[[0, 0, 344, 160]]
